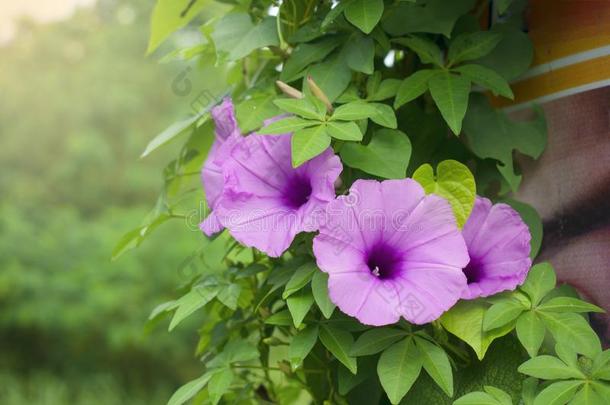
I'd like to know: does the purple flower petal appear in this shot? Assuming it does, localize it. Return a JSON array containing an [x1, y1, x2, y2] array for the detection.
[[327, 275, 401, 326], [200, 98, 243, 236], [215, 132, 342, 257], [211, 97, 240, 141], [313, 179, 469, 326], [199, 211, 223, 235], [460, 196, 532, 299]]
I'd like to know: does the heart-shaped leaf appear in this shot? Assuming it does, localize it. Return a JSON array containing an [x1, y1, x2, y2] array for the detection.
[[340, 129, 411, 178], [412, 159, 476, 228]]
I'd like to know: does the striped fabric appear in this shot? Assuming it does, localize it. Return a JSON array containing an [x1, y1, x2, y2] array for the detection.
[[491, 0, 610, 111]]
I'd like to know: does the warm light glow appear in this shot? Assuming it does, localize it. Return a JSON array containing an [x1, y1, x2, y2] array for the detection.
[[0, 0, 96, 43]]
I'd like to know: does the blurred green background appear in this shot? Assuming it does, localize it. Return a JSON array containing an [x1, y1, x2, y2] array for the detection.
[[0, 0, 225, 403]]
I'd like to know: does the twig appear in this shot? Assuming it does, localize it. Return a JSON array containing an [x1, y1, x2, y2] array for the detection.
[[180, 0, 198, 17]]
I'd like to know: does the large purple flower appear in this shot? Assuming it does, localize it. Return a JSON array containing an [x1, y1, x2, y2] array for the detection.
[[312, 179, 469, 326], [460, 197, 532, 300], [199, 99, 343, 257], [200, 98, 243, 236], [215, 132, 342, 257]]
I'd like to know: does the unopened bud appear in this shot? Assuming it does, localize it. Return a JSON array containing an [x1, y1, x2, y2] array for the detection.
[[307, 75, 333, 113], [276, 80, 304, 99], [262, 337, 284, 346]]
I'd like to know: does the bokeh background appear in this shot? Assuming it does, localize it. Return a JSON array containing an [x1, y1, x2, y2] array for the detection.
[[0, 0, 226, 403]]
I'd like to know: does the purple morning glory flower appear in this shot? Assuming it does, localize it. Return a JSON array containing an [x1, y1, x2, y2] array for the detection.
[[200, 99, 342, 257], [312, 179, 469, 326], [200, 98, 243, 236], [460, 196, 532, 300], [215, 132, 342, 257]]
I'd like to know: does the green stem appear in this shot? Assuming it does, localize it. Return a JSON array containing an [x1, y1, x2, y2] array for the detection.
[[276, 8, 287, 49]]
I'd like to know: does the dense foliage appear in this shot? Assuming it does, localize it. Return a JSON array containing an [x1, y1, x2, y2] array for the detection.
[[124, 0, 609, 404]]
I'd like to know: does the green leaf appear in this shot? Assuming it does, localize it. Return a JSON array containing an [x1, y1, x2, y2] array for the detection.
[[306, 52, 352, 102], [286, 289, 315, 328], [488, 290, 531, 307], [382, 0, 476, 37], [341, 129, 411, 179], [141, 114, 199, 158], [522, 377, 538, 405], [518, 355, 586, 380], [377, 337, 422, 404], [533, 380, 583, 405], [591, 381, 610, 399], [216, 283, 241, 310], [236, 93, 281, 133], [307, 95, 329, 118], [344, 0, 384, 34], [369, 103, 398, 129], [555, 343, 579, 369], [570, 382, 607, 405], [454, 64, 514, 99], [538, 297, 605, 314], [345, 34, 375, 74], [291, 125, 332, 167], [394, 69, 438, 109], [393, 36, 443, 66], [440, 300, 514, 360], [476, 28, 533, 81], [414, 336, 454, 397], [112, 211, 171, 260], [350, 328, 409, 357], [372, 26, 391, 51], [257, 116, 318, 135], [463, 94, 547, 191], [369, 79, 401, 101], [516, 311, 546, 357], [448, 31, 503, 66], [324, 314, 369, 332], [520, 262, 556, 306], [167, 373, 212, 405], [169, 286, 219, 331], [453, 391, 500, 405], [591, 350, 610, 380], [289, 325, 319, 370], [321, 3, 347, 29], [326, 121, 363, 141], [338, 361, 370, 396], [412, 159, 476, 228], [319, 325, 357, 374], [539, 312, 602, 359], [484, 386, 513, 405], [311, 271, 336, 319], [281, 36, 344, 82], [274, 98, 324, 120], [283, 262, 317, 299], [428, 71, 470, 135], [147, 0, 208, 54], [211, 13, 279, 61], [207, 338, 257, 368], [483, 300, 526, 331], [264, 310, 293, 326], [366, 70, 382, 97], [331, 101, 378, 121], [149, 300, 178, 321], [496, 0, 515, 15], [208, 368, 233, 405]]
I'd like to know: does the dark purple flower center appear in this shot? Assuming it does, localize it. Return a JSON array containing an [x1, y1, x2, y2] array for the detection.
[[366, 242, 403, 280], [283, 175, 313, 209], [463, 258, 484, 284]]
